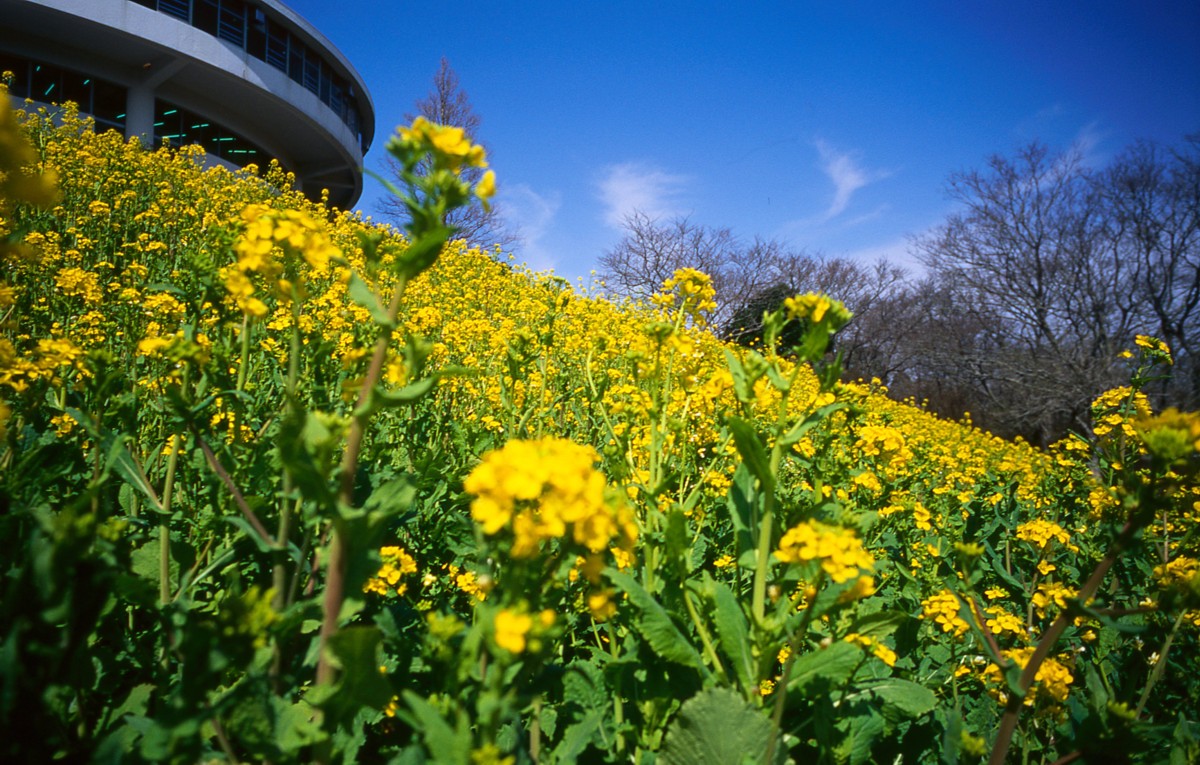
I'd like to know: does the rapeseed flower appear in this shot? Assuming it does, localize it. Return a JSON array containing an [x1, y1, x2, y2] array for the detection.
[[775, 519, 875, 583]]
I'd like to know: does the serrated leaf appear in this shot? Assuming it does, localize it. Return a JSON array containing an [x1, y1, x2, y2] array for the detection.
[[552, 710, 604, 763], [607, 569, 704, 670], [660, 686, 788, 765], [563, 660, 608, 714]]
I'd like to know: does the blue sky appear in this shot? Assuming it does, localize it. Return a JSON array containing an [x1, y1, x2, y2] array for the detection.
[[286, 0, 1200, 282]]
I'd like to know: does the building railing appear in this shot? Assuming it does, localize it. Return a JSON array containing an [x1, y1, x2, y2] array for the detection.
[[130, 0, 367, 153]]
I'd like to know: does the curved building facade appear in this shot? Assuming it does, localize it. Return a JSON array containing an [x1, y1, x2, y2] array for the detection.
[[0, 0, 374, 208]]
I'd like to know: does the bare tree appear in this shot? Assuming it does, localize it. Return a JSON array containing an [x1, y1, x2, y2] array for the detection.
[[598, 211, 822, 329], [913, 143, 1139, 442], [1098, 136, 1200, 407], [379, 58, 518, 248]]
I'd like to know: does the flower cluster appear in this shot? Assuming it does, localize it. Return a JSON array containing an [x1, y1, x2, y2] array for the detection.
[[1015, 519, 1073, 551], [493, 606, 555, 654], [984, 648, 1074, 707], [653, 267, 718, 326], [223, 204, 340, 316], [364, 545, 419, 597], [921, 589, 971, 638], [465, 437, 638, 559], [782, 293, 852, 330], [774, 519, 875, 584]]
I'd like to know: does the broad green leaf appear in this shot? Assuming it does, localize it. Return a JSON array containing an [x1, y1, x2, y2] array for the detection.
[[847, 611, 908, 640], [728, 416, 774, 491], [346, 272, 393, 328], [709, 576, 756, 693], [402, 691, 471, 765], [786, 641, 861, 697], [835, 710, 885, 765], [660, 686, 788, 765], [607, 569, 704, 670], [315, 627, 393, 726], [867, 678, 937, 722]]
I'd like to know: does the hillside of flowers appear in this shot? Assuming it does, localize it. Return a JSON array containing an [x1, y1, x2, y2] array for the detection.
[[2, 93, 1198, 765]]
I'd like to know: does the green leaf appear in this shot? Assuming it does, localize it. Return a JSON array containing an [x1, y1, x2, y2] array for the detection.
[[726, 461, 757, 546], [660, 686, 788, 765], [778, 402, 845, 448], [607, 569, 704, 670], [402, 691, 471, 765], [867, 678, 937, 723], [563, 659, 609, 714], [551, 710, 605, 763], [374, 376, 438, 407], [847, 611, 908, 641], [709, 576, 755, 693], [835, 710, 885, 765], [346, 272, 393, 328], [728, 416, 774, 491], [724, 349, 755, 405], [108, 439, 163, 512], [314, 627, 394, 726], [786, 641, 861, 697]]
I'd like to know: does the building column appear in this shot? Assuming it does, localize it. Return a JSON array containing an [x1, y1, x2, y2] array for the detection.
[[125, 83, 154, 146]]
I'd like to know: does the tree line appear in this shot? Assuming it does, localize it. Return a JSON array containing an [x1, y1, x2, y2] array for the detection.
[[599, 137, 1200, 444]]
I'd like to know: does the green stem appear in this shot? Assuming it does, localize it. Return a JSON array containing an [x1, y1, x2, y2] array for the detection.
[[989, 518, 1138, 765], [315, 273, 409, 689], [1135, 609, 1186, 719], [235, 313, 250, 393], [159, 433, 180, 606]]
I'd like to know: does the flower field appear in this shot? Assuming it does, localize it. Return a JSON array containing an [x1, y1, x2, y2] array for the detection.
[[2, 94, 1198, 764]]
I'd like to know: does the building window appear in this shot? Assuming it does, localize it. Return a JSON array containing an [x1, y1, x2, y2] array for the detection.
[[159, 0, 191, 22], [1, 53, 126, 132], [153, 99, 270, 170]]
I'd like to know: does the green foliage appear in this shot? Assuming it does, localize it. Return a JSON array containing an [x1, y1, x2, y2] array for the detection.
[[0, 101, 1197, 765]]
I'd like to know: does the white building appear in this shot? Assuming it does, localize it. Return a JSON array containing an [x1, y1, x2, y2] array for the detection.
[[0, 0, 375, 208]]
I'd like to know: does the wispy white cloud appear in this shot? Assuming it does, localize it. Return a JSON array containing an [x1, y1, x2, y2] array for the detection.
[[814, 139, 884, 222], [501, 183, 562, 272], [1071, 120, 1109, 167], [596, 162, 690, 228], [841, 236, 925, 276]]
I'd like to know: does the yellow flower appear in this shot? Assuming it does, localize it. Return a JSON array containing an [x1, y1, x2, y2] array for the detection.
[[1016, 519, 1072, 551], [775, 519, 875, 583], [464, 437, 635, 559], [921, 589, 970, 638], [476, 169, 496, 205], [494, 608, 533, 654]]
